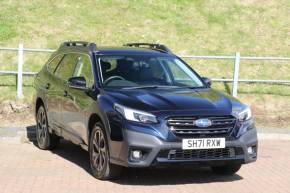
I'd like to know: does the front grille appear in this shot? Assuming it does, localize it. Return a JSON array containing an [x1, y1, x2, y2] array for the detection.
[[167, 148, 235, 160], [167, 116, 236, 137]]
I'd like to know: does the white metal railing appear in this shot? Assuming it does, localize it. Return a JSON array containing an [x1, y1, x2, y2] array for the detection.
[[0, 43, 290, 98]]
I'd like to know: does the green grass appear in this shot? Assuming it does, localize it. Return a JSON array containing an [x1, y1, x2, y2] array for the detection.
[[0, 0, 289, 128], [0, 0, 289, 53]]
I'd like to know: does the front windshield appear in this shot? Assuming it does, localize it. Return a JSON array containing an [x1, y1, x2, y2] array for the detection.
[[98, 55, 204, 88]]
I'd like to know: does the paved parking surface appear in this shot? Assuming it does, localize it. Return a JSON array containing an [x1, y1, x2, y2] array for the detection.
[[0, 139, 289, 193]]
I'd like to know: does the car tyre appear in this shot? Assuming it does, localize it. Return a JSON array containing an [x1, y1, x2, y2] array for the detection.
[[36, 105, 60, 150], [89, 122, 122, 180], [211, 163, 241, 175]]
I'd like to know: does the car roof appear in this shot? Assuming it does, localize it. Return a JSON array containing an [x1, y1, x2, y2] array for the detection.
[[57, 42, 175, 56], [95, 47, 173, 56]]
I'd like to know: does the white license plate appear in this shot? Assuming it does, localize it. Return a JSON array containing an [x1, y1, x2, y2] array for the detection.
[[182, 138, 225, 150]]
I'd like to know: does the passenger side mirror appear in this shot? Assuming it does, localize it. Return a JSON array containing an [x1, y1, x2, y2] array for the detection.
[[68, 76, 87, 90], [202, 77, 212, 87]]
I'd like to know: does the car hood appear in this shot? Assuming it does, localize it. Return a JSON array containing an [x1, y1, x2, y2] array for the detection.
[[105, 88, 240, 114]]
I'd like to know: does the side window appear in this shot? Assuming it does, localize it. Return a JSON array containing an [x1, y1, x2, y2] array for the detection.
[[55, 54, 78, 80], [73, 55, 94, 87], [47, 54, 63, 73]]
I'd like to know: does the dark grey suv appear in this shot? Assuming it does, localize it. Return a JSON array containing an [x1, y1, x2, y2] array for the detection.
[[34, 41, 257, 180]]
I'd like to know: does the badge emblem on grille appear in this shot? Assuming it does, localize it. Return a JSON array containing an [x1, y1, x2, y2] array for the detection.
[[194, 118, 212, 127]]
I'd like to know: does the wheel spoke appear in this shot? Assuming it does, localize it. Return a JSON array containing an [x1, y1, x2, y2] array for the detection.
[[95, 131, 99, 146], [37, 117, 42, 139], [92, 151, 99, 166], [42, 126, 46, 138], [38, 130, 43, 144], [98, 132, 101, 147], [42, 113, 46, 125], [94, 132, 100, 151], [93, 143, 98, 153], [40, 111, 43, 123], [98, 152, 103, 170], [37, 115, 42, 125]]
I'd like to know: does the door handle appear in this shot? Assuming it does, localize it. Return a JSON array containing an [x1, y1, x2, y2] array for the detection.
[[45, 83, 50, 89]]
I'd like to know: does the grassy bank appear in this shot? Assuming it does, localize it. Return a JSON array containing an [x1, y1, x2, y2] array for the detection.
[[0, 0, 289, 55], [0, 0, 289, 128], [0, 0, 289, 91]]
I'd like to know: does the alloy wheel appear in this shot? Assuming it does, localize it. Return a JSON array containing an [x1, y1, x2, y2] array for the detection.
[[36, 107, 47, 147], [91, 128, 107, 172]]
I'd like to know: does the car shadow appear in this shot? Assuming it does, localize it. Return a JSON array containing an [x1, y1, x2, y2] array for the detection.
[[26, 125, 243, 185], [26, 125, 91, 173], [114, 167, 243, 185], [26, 125, 37, 143]]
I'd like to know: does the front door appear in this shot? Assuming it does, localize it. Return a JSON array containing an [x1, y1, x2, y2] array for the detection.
[[53, 53, 79, 139], [61, 54, 95, 144]]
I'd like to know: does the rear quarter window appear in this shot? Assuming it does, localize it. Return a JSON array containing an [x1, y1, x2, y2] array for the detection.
[[47, 54, 63, 73]]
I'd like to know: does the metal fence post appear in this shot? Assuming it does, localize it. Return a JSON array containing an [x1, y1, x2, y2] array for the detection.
[[232, 52, 240, 97], [17, 43, 24, 98]]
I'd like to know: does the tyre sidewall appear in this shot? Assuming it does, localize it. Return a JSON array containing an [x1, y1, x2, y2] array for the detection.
[[89, 123, 110, 179], [36, 106, 50, 149]]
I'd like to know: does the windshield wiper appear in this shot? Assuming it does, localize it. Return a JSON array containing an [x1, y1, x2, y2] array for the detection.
[[123, 85, 179, 90]]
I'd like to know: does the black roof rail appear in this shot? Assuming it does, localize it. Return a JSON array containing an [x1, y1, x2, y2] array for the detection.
[[124, 43, 172, 53], [60, 41, 97, 52]]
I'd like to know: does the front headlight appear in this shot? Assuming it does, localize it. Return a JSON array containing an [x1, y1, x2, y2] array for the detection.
[[233, 106, 252, 121], [114, 103, 158, 124]]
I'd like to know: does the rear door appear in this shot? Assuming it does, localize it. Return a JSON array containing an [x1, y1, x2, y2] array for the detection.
[[45, 54, 65, 130], [62, 54, 95, 144], [54, 53, 78, 136]]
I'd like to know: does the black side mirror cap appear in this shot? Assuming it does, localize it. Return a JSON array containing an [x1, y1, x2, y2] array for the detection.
[[68, 76, 87, 90], [202, 77, 212, 87]]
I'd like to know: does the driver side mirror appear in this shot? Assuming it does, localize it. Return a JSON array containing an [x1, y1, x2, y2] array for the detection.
[[202, 77, 212, 87], [68, 76, 87, 90]]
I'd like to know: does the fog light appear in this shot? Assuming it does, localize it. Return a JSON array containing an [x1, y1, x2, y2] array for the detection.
[[132, 150, 142, 159], [247, 147, 254, 154]]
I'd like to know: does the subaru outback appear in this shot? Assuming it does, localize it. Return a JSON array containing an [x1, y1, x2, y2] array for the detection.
[[34, 41, 257, 180]]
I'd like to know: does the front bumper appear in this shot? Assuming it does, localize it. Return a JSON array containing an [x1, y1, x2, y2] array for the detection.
[[110, 127, 258, 167]]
